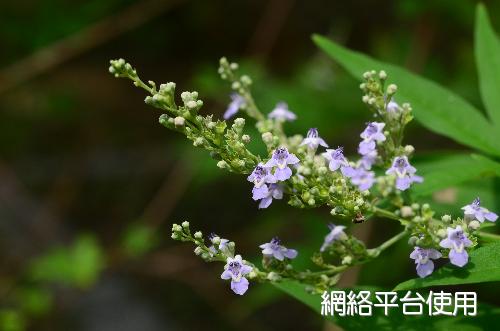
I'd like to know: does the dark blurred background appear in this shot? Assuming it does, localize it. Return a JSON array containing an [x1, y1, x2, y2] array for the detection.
[[1, 0, 499, 330]]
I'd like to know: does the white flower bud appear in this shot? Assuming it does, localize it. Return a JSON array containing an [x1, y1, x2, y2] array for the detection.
[[400, 206, 414, 218], [186, 100, 197, 110], [181, 221, 190, 228], [362, 95, 370, 103], [468, 220, 481, 230], [404, 145, 415, 154], [441, 215, 452, 222], [174, 116, 185, 127], [342, 255, 353, 265], [194, 247, 203, 255], [379, 70, 387, 80], [193, 137, 204, 146], [437, 229, 447, 238], [217, 160, 228, 169], [267, 272, 281, 281], [234, 117, 245, 127], [211, 236, 221, 245], [241, 134, 251, 144], [262, 132, 274, 144], [387, 84, 398, 94], [194, 231, 203, 239], [411, 203, 420, 211]]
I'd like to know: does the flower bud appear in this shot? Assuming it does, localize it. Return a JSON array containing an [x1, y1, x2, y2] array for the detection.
[[267, 272, 281, 281], [211, 236, 221, 245], [387, 84, 398, 94], [408, 236, 418, 246], [241, 134, 251, 144], [342, 255, 353, 265], [437, 229, 447, 238], [174, 116, 185, 127], [182, 221, 190, 228], [217, 160, 228, 169], [194, 231, 203, 239], [262, 132, 273, 144], [441, 215, 452, 222], [404, 145, 415, 154], [186, 100, 197, 110], [194, 247, 203, 255], [468, 220, 481, 230], [400, 206, 414, 218], [379, 70, 387, 80]]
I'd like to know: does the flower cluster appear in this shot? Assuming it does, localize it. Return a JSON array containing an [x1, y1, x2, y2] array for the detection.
[[112, 58, 499, 295]]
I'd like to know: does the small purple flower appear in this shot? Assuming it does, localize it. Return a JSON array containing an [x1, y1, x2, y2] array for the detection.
[[208, 233, 230, 255], [268, 102, 297, 121], [462, 197, 498, 223], [253, 183, 283, 209], [409, 247, 442, 278], [265, 147, 300, 181], [320, 224, 347, 252], [386, 100, 399, 113], [358, 140, 376, 156], [223, 93, 245, 119], [385, 156, 423, 191], [439, 226, 473, 267], [247, 163, 276, 199], [322, 147, 353, 175], [349, 167, 375, 191], [259, 237, 298, 261], [221, 255, 253, 295], [360, 122, 386, 143], [360, 149, 377, 169], [300, 128, 329, 150]]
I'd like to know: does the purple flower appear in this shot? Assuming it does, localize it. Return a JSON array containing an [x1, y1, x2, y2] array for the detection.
[[439, 226, 473, 267], [358, 140, 376, 156], [385, 156, 423, 191], [247, 163, 276, 198], [223, 93, 245, 119], [462, 197, 498, 223], [409, 247, 442, 278], [208, 233, 230, 256], [360, 149, 377, 169], [259, 237, 298, 261], [322, 147, 353, 176], [300, 128, 328, 150], [221, 255, 252, 295], [253, 183, 283, 209], [360, 122, 386, 143], [268, 102, 297, 121], [386, 100, 399, 113], [265, 147, 300, 181], [349, 167, 375, 191], [320, 224, 346, 252]]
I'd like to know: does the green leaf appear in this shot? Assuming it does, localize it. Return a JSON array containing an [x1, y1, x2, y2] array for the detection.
[[393, 242, 500, 291], [413, 153, 500, 197], [312, 34, 500, 157], [475, 4, 500, 127]]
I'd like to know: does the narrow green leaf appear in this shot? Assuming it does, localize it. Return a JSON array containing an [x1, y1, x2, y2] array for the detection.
[[393, 242, 500, 291], [475, 4, 500, 127], [413, 153, 500, 197], [312, 34, 500, 156]]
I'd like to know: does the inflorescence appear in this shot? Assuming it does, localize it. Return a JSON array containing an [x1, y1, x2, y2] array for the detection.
[[110, 59, 498, 295]]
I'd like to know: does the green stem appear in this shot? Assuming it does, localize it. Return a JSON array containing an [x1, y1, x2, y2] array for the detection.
[[367, 230, 408, 257], [372, 206, 409, 225]]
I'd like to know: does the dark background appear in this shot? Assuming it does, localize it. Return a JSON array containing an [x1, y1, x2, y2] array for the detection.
[[1, 0, 499, 330]]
